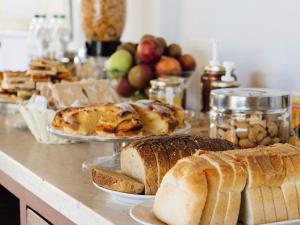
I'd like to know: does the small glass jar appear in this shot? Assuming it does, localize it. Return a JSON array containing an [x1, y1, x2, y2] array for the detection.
[[149, 77, 184, 107], [291, 91, 300, 146], [210, 88, 290, 148], [201, 64, 225, 112]]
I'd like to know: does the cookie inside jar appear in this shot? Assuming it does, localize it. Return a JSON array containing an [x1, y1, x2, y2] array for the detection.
[[210, 88, 290, 148]]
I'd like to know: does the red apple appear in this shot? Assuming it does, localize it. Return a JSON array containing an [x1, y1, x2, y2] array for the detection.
[[155, 57, 182, 77], [116, 76, 136, 97], [137, 39, 163, 64], [128, 64, 153, 89], [178, 54, 196, 71]]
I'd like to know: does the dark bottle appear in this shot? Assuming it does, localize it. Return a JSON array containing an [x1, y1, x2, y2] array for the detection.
[[201, 63, 225, 112]]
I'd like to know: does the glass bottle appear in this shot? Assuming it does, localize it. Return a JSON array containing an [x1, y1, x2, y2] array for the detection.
[[201, 63, 225, 112]]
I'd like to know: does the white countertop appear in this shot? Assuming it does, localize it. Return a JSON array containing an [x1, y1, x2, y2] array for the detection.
[[0, 113, 140, 225]]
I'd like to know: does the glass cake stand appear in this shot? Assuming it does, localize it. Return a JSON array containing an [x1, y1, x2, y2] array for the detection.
[[47, 122, 191, 172]]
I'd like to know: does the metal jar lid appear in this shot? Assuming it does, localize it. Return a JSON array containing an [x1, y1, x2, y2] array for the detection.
[[212, 80, 240, 89], [150, 77, 184, 88], [210, 88, 290, 112], [204, 65, 226, 74]]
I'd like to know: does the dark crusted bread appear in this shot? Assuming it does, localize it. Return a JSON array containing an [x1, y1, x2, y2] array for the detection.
[[90, 167, 144, 194], [120, 135, 237, 195]]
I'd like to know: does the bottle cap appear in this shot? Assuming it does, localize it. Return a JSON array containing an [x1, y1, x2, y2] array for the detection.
[[221, 61, 235, 82], [204, 40, 225, 74]]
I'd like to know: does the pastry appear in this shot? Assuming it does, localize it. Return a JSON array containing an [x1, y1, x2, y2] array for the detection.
[[95, 103, 143, 136], [130, 100, 179, 135]]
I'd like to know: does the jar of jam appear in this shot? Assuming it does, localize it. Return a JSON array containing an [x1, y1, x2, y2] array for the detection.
[[149, 77, 184, 107], [201, 63, 225, 112]]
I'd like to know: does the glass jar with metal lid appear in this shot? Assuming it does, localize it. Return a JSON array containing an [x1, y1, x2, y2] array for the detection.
[[149, 77, 184, 107], [209, 88, 290, 148]]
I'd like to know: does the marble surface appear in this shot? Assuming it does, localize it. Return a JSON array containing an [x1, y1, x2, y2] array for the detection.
[[0, 113, 140, 225]]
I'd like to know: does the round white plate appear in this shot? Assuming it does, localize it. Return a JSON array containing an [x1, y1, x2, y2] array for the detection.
[[82, 154, 120, 172], [130, 201, 165, 225], [92, 182, 155, 205], [47, 122, 191, 143], [129, 201, 300, 225]]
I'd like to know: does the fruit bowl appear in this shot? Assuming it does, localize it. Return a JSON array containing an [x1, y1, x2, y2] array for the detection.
[[104, 34, 197, 99], [105, 70, 195, 84]]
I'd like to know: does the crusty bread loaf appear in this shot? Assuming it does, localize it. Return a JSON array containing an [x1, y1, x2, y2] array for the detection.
[[153, 154, 244, 225], [153, 144, 300, 225], [121, 135, 237, 195], [153, 156, 209, 225], [90, 167, 144, 194]]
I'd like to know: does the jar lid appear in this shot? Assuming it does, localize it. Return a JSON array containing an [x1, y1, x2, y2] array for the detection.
[[150, 77, 184, 88], [212, 80, 240, 88], [210, 88, 290, 112], [204, 65, 226, 74], [86, 41, 121, 57]]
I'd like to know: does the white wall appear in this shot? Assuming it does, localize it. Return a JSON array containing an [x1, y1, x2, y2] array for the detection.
[[1, 0, 299, 111], [121, 0, 300, 110]]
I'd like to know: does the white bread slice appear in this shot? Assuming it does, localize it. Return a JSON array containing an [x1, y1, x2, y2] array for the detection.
[[214, 152, 247, 225], [90, 167, 144, 194], [281, 145, 300, 214], [120, 142, 158, 195], [282, 143, 300, 207], [197, 153, 234, 225], [255, 154, 277, 223], [265, 145, 300, 219], [150, 142, 170, 188], [181, 156, 219, 225], [225, 150, 266, 225], [153, 157, 209, 225], [260, 147, 288, 222]]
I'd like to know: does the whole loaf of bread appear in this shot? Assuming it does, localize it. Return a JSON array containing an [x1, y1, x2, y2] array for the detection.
[[120, 135, 237, 195]]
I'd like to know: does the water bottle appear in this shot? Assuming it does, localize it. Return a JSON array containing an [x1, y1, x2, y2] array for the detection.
[[27, 14, 40, 59], [38, 14, 49, 58], [48, 15, 70, 60], [27, 14, 49, 59]]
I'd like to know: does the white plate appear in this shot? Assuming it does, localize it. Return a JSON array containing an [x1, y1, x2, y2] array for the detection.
[[82, 154, 120, 172], [92, 182, 155, 205], [130, 201, 300, 225], [130, 201, 165, 225], [47, 122, 191, 143]]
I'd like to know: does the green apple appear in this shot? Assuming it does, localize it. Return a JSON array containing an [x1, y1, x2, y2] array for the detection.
[[106, 49, 133, 78]]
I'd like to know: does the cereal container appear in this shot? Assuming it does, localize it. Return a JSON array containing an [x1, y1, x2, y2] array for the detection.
[[210, 88, 290, 148], [81, 0, 126, 42]]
